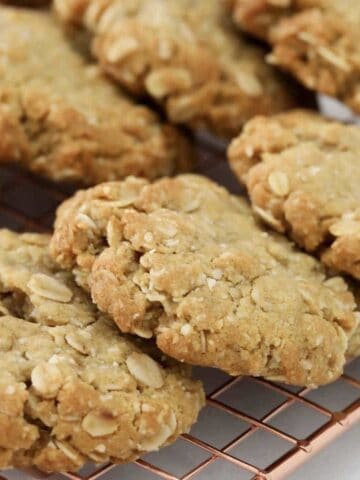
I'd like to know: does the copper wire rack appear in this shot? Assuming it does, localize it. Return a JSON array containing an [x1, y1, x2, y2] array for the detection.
[[0, 140, 359, 480]]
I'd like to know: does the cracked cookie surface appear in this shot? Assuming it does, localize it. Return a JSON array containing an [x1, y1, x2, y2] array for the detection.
[[50, 174, 357, 387], [0, 6, 192, 185], [228, 110, 360, 279], [54, 0, 307, 138], [228, 0, 360, 113], [0, 229, 204, 473]]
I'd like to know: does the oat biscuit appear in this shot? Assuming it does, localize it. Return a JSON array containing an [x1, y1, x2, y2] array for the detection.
[[228, 0, 360, 113], [0, 230, 204, 473], [50, 175, 358, 387], [54, 0, 307, 138], [228, 111, 360, 279], [0, 6, 192, 185]]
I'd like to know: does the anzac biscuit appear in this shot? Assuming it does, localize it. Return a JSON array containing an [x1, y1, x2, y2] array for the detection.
[[0, 6, 191, 185], [54, 0, 307, 137], [228, 110, 360, 279], [50, 175, 357, 387], [228, 0, 360, 113], [0, 230, 204, 473]]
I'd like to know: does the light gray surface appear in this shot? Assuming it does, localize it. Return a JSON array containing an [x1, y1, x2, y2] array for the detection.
[[289, 422, 360, 480]]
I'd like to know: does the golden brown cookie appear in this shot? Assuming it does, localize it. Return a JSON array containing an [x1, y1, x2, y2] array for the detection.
[[50, 174, 358, 387], [0, 6, 192, 185], [228, 0, 360, 113], [228, 110, 360, 279], [0, 229, 204, 473], [54, 0, 308, 138]]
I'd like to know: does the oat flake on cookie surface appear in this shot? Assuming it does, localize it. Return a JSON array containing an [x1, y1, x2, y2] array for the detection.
[[0, 229, 204, 473], [50, 174, 358, 387]]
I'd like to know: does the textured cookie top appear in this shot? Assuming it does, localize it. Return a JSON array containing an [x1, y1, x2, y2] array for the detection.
[[228, 0, 360, 112], [228, 110, 360, 279], [228, 0, 360, 37], [0, 230, 204, 473], [0, 6, 191, 184], [54, 0, 306, 137], [50, 175, 358, 387]]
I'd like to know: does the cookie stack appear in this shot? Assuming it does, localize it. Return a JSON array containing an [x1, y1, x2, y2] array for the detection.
[[0, 0, 359, 475]]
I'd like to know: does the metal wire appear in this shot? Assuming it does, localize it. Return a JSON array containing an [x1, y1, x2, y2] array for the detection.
[[0, 157, 359, 480]]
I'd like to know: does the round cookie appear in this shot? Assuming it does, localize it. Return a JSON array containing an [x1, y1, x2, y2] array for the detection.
[[227, 0, 360, 115], [228, 110, 360, 279], [0, 6, 192, 185], [0, 230, 204, 473], [54, 0, 307, 138], [50, 175, 358, 387]]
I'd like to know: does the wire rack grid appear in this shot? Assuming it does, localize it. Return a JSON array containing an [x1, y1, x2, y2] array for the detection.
[[0, 142, 359, 480]]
